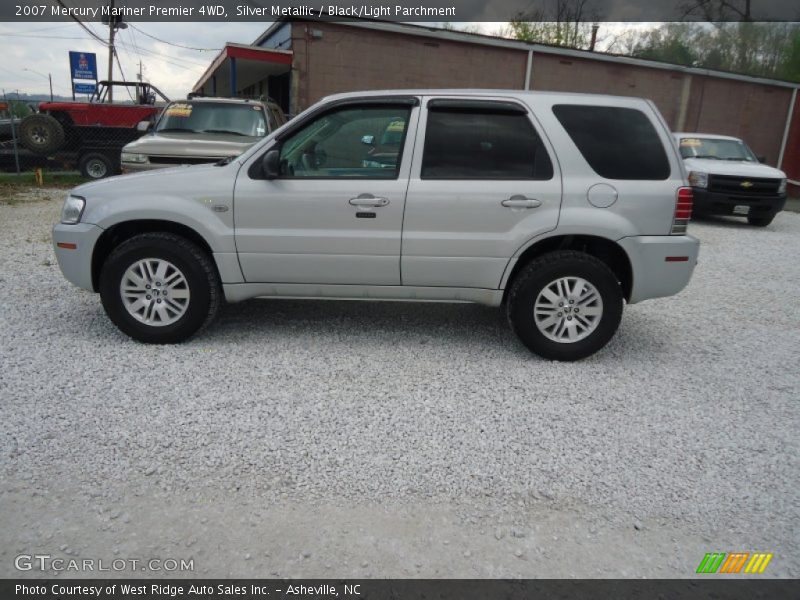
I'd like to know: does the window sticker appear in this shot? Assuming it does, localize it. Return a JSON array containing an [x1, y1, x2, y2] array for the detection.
[[680, 138, 702, 147], [165, 103, 193, 117]]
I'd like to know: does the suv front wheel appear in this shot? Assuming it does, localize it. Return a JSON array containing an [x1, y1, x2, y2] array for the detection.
[[507, 250, 623, 361], [99, 233, 222, 343]]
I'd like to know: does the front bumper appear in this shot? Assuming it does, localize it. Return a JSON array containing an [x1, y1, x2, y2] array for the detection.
[[692, 188, 786, 218], [52, 222, 105, 291], [618, 234, 700, 304]]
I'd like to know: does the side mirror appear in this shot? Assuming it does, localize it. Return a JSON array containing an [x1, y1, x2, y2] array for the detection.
[[757, 155, 766, 163], [361, 134, 375, 146], [136, 121, 151, 133], [262, 148, 281, 179]]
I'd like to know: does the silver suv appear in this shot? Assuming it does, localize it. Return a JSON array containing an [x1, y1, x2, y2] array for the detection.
[[53, 90, 699, 361]]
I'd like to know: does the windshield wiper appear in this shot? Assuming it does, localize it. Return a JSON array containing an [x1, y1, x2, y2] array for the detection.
[[692, 154, 721, 160], [201, 129, 248, 136], [215, 156, 236, 166]]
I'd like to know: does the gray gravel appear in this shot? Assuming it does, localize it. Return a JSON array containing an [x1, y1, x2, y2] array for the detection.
[[0, 192, 798, 577]]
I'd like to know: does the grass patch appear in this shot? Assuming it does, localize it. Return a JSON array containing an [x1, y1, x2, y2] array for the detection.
[[0, 171, 88, 188]]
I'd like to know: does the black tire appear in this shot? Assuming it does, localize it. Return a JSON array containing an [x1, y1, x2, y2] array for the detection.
[[747, 214, 775, 227], [79, 152, 116, 180], [506, 250, 624, 361], [99, 233, 222, 344], [18, 113, 65, 154]]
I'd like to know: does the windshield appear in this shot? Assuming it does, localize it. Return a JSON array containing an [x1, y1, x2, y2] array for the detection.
[[156, 101, 267, 137], [679, 137, 758, 162]]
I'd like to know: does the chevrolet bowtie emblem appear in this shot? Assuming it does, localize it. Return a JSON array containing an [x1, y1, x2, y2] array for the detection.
[[740, 181, 754, 188]]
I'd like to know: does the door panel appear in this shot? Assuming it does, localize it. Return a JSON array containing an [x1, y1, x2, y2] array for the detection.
[[402, 97, 562, 289], [234, 103, 419, 285]]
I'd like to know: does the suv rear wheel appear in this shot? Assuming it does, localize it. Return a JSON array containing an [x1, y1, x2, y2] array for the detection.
[[506, 250, 623, 361], [99, 233, 221, 343]]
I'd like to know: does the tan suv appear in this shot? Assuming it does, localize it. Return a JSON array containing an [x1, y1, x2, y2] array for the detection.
[[120, 96, 286, 172]]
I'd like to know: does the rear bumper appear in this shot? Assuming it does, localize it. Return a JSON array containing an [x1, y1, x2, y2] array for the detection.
[[618, 235, 700, 304], [692, 188, 786, 218], [52, 222, 104, 291]]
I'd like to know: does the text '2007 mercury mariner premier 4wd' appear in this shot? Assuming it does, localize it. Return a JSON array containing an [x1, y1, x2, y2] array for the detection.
[[53, 90, 699, 361]]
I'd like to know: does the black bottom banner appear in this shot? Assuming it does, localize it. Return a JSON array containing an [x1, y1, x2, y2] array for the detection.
[[2, 579, 799, 600]]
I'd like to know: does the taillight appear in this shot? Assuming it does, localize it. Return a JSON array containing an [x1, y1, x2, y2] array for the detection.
[[671, 187, 693, 234]]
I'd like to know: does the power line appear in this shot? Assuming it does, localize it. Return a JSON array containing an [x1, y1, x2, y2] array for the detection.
[[114, 39, 209, 69], [112, 47, 135, 101], [0, 24, 75, 35], [54, 0, 107, 45], [0, 34, 94, 40], [128, 23, 221, 52]]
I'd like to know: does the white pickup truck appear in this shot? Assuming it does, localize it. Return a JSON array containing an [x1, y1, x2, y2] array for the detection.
[[675, 133, 787, 226]]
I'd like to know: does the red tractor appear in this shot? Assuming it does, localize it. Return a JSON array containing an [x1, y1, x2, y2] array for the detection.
[[17, 81, 169, 178]]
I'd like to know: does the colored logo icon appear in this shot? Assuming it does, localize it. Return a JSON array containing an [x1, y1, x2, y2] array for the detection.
[[696, 552, 773, 574]]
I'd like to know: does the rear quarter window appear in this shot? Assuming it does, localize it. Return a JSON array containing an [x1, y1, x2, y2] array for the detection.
[[552, 105, 670, 180], [421, 108, 553, 180]]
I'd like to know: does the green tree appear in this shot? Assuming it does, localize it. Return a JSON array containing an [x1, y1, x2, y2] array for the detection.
[[505, 0, 599, 49], [777, 27, 800, 82], [623, 22, 800, 83]]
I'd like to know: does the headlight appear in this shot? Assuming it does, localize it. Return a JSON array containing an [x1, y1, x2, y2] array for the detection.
[[687, 171, 708, 189], [121, 152, 148, 164], [778, 179, 787, 195], [61, 195, 85, 224]]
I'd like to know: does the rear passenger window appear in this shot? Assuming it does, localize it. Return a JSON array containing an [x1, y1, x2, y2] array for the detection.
[[552, 105, 670, 180], [421, 108, 553, 180]]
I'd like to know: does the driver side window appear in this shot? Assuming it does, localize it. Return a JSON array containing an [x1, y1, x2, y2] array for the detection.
[[278, 106, 411, 179]]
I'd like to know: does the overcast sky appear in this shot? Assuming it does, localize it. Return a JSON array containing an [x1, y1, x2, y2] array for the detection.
[[0, 21, 268, 100], [0, 21, 650, 101]]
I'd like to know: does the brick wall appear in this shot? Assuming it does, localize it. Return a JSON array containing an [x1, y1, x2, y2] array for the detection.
[[291, 23, 527, 113], [781, 92, 800, 194], [683, 76, 793, 166], [284, 22, 797, 174], [530, 53, 688, 127]]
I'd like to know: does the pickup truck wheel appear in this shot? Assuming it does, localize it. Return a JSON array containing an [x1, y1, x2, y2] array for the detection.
[[18, 114, 65, 154], [99, 233, 221, 344], [79, 152, 115, 179], [506, 250, 623, 361], [747, 214, 775, 227]]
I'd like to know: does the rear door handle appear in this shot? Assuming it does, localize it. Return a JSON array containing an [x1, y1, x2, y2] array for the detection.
[[349, 194, 390, 208], [501, 196, 542, 209]]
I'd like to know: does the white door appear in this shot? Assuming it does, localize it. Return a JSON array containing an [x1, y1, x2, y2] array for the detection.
[[234, 100, 419, 285], [402, 97, 562, 289]]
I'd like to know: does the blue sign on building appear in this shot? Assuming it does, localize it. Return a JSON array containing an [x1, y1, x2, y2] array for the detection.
[[69, 51, 97, 80], [73, 82, 97, 95]]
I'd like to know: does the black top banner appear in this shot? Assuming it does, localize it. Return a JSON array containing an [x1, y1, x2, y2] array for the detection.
[[2, 579, 800, 600], [3, 0, 799, 22]]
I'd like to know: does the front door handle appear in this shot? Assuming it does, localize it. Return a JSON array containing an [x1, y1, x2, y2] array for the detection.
[[349, 194, 390, 208], [501, 195, 542, 209]]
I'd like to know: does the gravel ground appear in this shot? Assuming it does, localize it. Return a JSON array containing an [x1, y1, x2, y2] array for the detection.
[[1, 190, 798, 578]]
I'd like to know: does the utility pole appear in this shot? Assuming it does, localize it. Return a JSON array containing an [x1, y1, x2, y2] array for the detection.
[[103, 0, 127, 102], [107, 0, 115, 102]]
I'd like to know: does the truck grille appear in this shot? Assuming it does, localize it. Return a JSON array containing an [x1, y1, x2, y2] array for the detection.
[[708, 175, 782, 196]]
